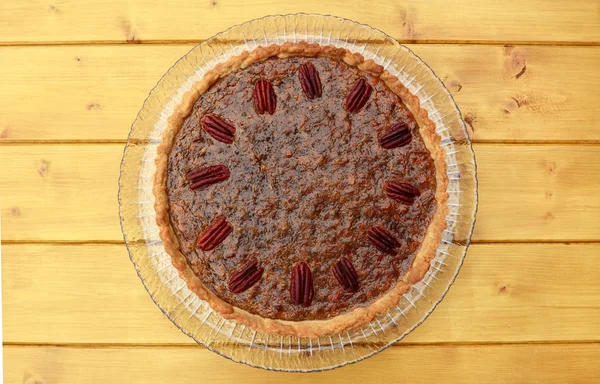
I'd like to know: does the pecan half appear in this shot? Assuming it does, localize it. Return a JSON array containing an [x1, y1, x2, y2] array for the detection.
[[380, 123, 412, 149], [253, 78, 276, 115], [298, 62, 322, 99], [368, 226, 400, 253], [187, 164, 230, 191], [345, 78, 373, 113], [201, 114, 235, 144], [228, 259, 264, 293], [197, 216, 232, 251], [290, 262, 314, 306], [333, 257, 359, 293], [384, 181, 420, 205]]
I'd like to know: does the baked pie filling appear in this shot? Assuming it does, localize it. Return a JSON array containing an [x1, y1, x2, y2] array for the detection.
[[154, 43, 448, 336]]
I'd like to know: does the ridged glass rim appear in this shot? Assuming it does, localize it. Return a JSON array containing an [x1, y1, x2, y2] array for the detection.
[[118, 13, 478, 372]]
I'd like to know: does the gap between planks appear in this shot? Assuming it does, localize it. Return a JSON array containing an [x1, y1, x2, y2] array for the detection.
[[4, 340, 600, 349], [0, 40, 599, 47], [4, 240, 600, 246], [2, 140, 600, 146]]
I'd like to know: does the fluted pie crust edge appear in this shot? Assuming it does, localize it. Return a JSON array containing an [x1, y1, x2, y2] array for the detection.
[[153, 42, 449, 338]]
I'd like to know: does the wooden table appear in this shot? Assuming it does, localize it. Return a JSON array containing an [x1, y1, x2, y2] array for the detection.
[[2, 1, 599, 382]]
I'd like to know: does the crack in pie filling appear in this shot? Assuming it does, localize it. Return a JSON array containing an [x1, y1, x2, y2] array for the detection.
[[154, 42, 449, 337]]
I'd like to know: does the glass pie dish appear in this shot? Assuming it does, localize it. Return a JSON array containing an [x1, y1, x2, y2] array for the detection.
[[118, 13, 478, 372]]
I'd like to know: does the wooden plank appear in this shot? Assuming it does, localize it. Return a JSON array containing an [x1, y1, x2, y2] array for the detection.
[[3, 244, 190, 345], [1, 0, 599, 44], [3, 244, 599, 344], [1, 144, 599, 242], [5, 344, 600, 383], [1, 45, 599, 142], [0, 145, 121, 241], [474, 144, 600, 241]]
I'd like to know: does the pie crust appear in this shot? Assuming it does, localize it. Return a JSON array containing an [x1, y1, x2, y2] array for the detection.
[[153, 42, 449, 338]]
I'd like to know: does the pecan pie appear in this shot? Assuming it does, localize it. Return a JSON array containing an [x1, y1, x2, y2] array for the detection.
[[154, 42, 449, 338]]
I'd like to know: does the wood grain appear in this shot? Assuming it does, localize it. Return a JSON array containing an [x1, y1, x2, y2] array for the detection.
[[3, 243, 599, 345], [1, 144, 599, 242], [2, 0, 599, 379], [5, 344, 600, 383], [1, 0, 599, 45], [1, 45, 599, 142]]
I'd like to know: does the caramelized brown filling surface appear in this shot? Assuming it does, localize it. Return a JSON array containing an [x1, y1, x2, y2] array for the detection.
[[166, 56, 437, 321]]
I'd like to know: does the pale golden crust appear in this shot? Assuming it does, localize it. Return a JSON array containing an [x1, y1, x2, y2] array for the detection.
[[153, 42, 449, 338]]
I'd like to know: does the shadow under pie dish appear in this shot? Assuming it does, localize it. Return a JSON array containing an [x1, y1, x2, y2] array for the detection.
[[153, 41, 449, 338]]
